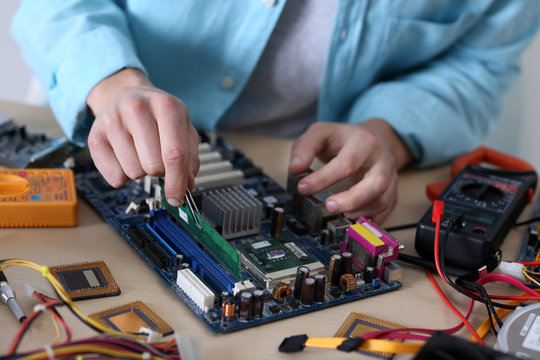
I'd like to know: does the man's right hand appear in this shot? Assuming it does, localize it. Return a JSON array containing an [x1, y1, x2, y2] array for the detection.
[[86, 68, 199, 206]]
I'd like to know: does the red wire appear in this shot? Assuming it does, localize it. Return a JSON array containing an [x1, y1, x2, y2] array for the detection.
[[8, 302, 59, 355], [477, 273, 539, 296], [489, 294, 540, 301], [362, 294, 475, 343], [426, 270, 485, 344], [428, 201, 485, 345], [514, 261, 540, 266], [433, 217, 449, 286], [35, 292, 73, 343]]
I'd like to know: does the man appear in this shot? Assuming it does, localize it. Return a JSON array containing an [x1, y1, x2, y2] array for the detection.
[[12, 1, 540, 223]]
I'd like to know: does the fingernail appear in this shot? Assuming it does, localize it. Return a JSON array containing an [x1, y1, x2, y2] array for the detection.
[[327, 200, 339, 213], [298, 182, 309, 194], [168, 198, 181, 207], [290, 156, 301, 167]]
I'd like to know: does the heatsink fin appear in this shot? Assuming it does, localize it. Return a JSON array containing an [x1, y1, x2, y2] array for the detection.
[[201, 186, 262, 240]]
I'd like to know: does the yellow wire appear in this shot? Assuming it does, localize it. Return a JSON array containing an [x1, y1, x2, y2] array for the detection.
[[471, 300, 517, 342], [17, 345, 161, 360], [48, 310, 63, 346], [304, 337, 423, 354], [522, 269, 540, 287], [523, 267, 540, 276], [0, 259, 144, 341], [305, 337, 346, 349], [471, 288, 540, 342], [359, 339, 423, 354]]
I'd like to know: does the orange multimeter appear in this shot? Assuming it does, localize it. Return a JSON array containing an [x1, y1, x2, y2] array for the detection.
[[0, 168, 78, 227]]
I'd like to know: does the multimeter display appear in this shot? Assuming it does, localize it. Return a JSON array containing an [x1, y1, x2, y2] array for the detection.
[[415, 165, 537, 271]]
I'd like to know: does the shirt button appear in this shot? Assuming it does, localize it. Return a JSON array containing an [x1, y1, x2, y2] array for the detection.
[[221, 76, 235, 90], [340, 28, 348, 41], [262, 0, 276, 7]]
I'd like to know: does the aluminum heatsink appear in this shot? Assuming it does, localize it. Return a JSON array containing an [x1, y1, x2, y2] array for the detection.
[[201, 186, 262, 239]]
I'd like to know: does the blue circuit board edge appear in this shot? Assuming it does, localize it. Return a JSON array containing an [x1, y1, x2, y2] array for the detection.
[[518, 195, 540, 262], [75, 142, 402, 334]]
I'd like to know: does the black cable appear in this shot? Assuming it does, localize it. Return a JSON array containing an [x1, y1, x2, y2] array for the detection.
[[435, 218, 504, 335], [384, 222, 418, 232], [437, 215, 517, 311], [397, 253, 468, 277], [514, 216, 540, 227], [49, 288, 105, 334], [466, 282, 502, 335]]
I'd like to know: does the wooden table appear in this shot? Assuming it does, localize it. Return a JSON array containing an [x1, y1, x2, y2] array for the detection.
[[0, 100, 533, 359]]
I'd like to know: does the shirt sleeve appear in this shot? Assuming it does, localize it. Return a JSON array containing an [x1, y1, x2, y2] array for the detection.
[[11, 1, 147, 145], [345, 1, 540, 167]]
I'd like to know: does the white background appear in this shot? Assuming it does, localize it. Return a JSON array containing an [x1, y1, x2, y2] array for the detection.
[[1, 2, 539, 169]]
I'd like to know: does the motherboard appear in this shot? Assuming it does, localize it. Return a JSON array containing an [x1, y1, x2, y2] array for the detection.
[[0, 118, 403, 334], [74, 137, 403, 333]]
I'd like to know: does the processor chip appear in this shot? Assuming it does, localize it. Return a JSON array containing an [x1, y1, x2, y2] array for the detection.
[[336, 312, 404, 359], [90, 301, 173, 335], [48, 260, 120, 300], [238, 237, 325, 290]]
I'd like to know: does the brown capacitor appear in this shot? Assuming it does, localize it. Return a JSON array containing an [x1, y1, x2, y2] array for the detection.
[[251, 289, 265, 318], [271, 207, 285, 237], [313, 274, 326, 302], [238, 291, 253, 321], [328, 254, 343, 286], [341, 251, 353, 275], [293, 266, 310, 299], [300, 277, 316, 305]]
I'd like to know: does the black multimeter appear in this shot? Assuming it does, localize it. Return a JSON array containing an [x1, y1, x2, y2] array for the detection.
[[415, 165, 537, 271]]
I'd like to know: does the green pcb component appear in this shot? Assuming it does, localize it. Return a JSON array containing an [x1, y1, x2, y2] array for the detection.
[[159, 179, 243, 280]]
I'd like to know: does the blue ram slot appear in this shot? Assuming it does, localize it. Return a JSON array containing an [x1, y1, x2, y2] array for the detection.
[[152, 210, 235, 294], [153, 216, 234, 294], [138, 223, 177, 268]]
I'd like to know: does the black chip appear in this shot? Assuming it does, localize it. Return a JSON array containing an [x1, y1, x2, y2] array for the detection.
[[61, 268, 103, 290], [49, 260, 120, 301]]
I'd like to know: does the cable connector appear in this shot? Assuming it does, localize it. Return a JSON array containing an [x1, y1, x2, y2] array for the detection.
[[139, 327, 164, 344], [174, 334, 205, 360], [279, 334, 308, 353], [499, 261, 526, 282], [337, 337, 364, 352], [431, 200, 444, 223], [0, 273, 27, 323], [447, 213, 465, 228]]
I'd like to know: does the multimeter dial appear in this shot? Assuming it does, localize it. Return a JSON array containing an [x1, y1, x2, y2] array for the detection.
[[460, 183, 504, 202], [444, 172, 519, 213], [416, 165, 537, 271]]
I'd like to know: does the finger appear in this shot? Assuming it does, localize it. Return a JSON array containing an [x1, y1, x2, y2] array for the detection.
[[124, 98, 165, 176], [88, 126, 128, 188], [298, 137, 372, 195], [187, 124, 200, 190], [341, 172, 398, 224], [325, 159, 394, 214], [103, 112, 146, 180], [288, 122, 333, 174], [154, 96, 191, 206]]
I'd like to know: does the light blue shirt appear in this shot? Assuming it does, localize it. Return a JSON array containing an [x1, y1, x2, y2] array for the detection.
[[12, 0, 540, 167]]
